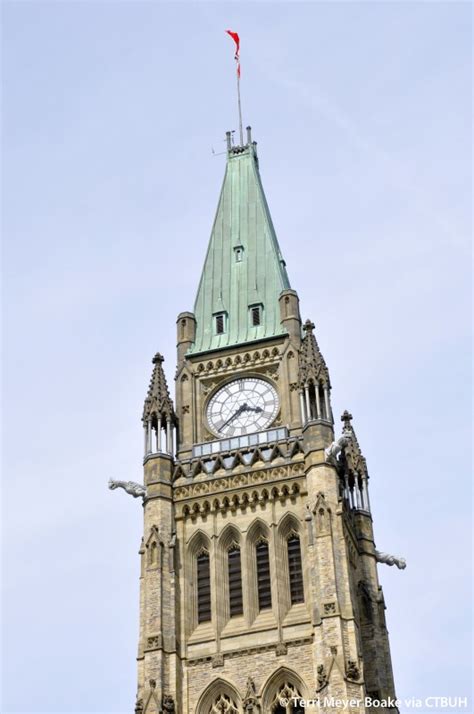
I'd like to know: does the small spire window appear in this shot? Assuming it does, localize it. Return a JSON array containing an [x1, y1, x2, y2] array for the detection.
[[233, 245, 244, 262], [214, 312, 227, 335], [249, 304, 263, 327]]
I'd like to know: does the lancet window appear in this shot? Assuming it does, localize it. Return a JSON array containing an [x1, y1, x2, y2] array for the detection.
[[197, 550, 211, 623], [256, 539, 272, 611]]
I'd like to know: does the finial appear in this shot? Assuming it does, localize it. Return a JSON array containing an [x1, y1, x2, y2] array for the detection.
[[341, 410, 353, 429], [303, 319, 315, 333], [152, 352, 164, 364], [226, 131, 232, 151], [246, 125, 252, 144]]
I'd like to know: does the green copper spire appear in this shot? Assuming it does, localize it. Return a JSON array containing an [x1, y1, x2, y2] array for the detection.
[[189, 128, 291, 355]]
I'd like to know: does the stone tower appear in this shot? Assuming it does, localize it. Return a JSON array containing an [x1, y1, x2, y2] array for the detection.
[[123, 129, 405, 714]]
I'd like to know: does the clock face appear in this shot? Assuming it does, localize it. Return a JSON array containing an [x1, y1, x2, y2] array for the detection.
[[207, 378, 279, 437]]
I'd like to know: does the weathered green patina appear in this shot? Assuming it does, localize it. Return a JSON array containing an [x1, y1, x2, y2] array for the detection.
[[189, 140, 291, 355]]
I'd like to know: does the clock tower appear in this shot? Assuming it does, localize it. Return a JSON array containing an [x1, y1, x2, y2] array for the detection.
[[126, 128, 404, 714]]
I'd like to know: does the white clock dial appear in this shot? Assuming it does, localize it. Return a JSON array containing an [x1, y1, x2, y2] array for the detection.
[[207, 378, 279, 437]]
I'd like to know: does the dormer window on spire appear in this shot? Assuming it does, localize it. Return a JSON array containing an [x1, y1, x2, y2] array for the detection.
[[233, 245, 244, 262], [214, 312, 227, 335], [249, 304, 263, 327]]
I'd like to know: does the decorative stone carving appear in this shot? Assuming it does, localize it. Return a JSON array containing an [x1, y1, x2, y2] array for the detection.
[[317, 664, 328, 690], [243, 676, 259, 711], [134, 697, 143, 714], [108, 479, 146, 499], [210, 694, 239, 713], [375, 550, 406, 570], [245, 677, 257, 698], [201, 380, 218, 396], [162, 694, 175, 712], [149, 679, 156, 689], [275, 642, 287, 656], [175, 461, 305, 497], [212, 653, 224, 667], [196, 349, 281, 376], [346, 660, 360, 681], [323, 602, 336, 615], [146, 635, 162, 649]]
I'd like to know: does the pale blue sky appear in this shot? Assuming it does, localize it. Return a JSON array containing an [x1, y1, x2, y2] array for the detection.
[[2, 2, 472, 713]]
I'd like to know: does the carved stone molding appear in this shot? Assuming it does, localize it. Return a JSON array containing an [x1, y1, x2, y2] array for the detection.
[[187, 637, 313, 667], [196, 348, 281, 377], [175, 462, 305, 501], [179, 479, 305, 520]]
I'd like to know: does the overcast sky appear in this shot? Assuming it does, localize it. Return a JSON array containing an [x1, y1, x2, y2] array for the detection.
[[2, 2, 472, 713]]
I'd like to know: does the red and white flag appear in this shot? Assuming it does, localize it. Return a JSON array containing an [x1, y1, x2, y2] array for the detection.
[[226, 29, 241, 77]]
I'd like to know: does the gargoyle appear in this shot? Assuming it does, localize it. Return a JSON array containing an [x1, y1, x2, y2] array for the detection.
[[375, 550, 406, 570], [108, 479, 146, 499], [324, 433, 352, 465]]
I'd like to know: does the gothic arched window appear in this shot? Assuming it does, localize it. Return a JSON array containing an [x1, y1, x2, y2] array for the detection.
[[256, 539, 272, 611], [287, 535, 304, 605], [228, 545, 243, 617], [197, 550, 211, 623]]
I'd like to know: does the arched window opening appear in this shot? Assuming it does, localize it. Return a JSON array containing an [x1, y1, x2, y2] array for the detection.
[[197, 551, 211, 623], [307, 383, 318, 420], [228, 545, 243, 617], [256, 540, 272, 611], [287, 535, 304, 605]]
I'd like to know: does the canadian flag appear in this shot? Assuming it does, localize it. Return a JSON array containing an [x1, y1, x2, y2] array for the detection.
[[226, 30, 241, 77]]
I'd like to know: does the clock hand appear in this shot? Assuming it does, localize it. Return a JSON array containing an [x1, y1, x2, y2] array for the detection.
[[221, 403, 248, 429]]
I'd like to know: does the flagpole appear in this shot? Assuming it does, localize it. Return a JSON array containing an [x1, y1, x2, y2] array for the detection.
[[236, 61, 244, 146], [226, 31, 244, 146]]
